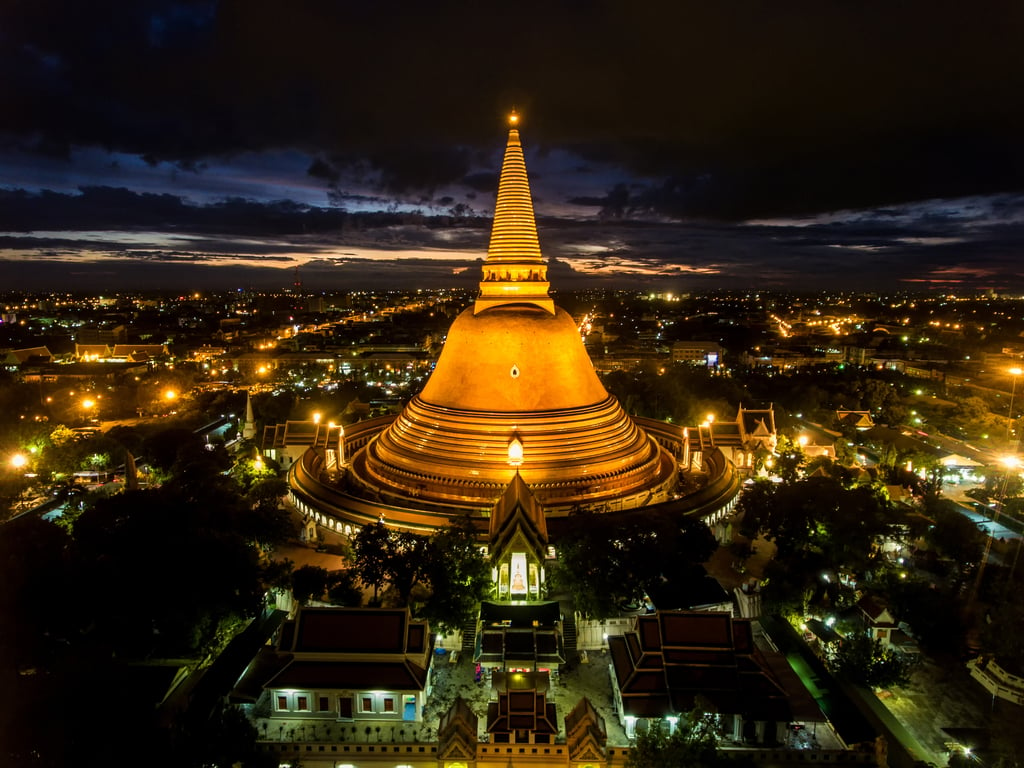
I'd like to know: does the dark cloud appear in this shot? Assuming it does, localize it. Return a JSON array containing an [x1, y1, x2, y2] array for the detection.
[[3, 0, 1023, 218], [2, 1, 1024, 290]]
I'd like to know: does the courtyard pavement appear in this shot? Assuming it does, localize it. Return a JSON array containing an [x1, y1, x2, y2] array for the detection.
[[878, 656, 1024, 767]]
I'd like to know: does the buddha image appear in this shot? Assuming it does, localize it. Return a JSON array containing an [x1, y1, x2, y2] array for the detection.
[[512, 565, 525, 591]]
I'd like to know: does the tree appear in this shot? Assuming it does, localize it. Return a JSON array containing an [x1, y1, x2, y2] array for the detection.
[[327, 569, 363, 607], [552, 510, 718, 619], [354, 521, 391, 603], [626, 703, 724, 768], [829, 631, 912, 689], [923, 497, 986, 581], [292, 565, 331, 605], [420, 515, 491, 634], [386, 530, 430, 607], [551, 509, 639, 619], [773, 435, 806, 484]]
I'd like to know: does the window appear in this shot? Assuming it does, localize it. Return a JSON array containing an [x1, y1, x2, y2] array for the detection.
[[296, 696, 309, 711], [383, 697, 395, 713], [318, 696, 330, 712], [276, 695, 288, 711], [360, 696, 374, 713], [338, 696, 353, 720]]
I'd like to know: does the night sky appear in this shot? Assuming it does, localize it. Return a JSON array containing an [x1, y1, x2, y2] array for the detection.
[[2, 0, 1023, 293]]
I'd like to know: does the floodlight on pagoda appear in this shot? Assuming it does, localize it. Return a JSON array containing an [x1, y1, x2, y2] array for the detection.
[[508, 435, 524, 468]]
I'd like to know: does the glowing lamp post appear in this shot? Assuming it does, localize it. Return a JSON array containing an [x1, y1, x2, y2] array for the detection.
[[1007, 367, 1023, 449], [10, 453, 28, 510], [81, 397, 97, 424]]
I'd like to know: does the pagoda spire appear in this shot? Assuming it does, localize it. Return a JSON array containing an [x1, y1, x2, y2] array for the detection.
[[474, 111, 555, 315]]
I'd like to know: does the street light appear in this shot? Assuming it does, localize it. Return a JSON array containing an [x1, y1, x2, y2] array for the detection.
[[1007, 367, 1023, 449], [10, 453, 28, 510]]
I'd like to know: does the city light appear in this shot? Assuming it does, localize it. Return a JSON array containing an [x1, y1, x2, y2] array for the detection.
[[10, 453, 27, 470]]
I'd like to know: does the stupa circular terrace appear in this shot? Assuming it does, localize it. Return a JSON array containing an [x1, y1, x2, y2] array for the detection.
[[287, 414, 741, 538]]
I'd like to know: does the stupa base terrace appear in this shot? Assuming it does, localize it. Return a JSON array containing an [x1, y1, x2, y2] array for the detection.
[[285, 414, 741, 538]]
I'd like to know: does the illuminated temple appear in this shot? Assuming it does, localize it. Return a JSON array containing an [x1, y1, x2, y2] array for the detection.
[[285, 115, 740, 536]]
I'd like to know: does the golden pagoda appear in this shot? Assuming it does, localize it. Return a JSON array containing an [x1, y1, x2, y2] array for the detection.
[[350, 114, 676, 511]]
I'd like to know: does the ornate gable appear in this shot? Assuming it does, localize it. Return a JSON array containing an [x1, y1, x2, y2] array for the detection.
[[565, 697, 607, 763], [438, 696, 478, 761], [489, 474, 549, 600]]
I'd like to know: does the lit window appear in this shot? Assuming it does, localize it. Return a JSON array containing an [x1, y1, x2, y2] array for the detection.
[[296, 696, 309, 711], [276, 695, 288, 711], [383, 697, 395, 713], [360, 696, 374, 713]]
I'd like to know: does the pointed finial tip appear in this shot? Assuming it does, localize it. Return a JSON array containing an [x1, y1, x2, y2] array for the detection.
[[508, 110, 520, 127]]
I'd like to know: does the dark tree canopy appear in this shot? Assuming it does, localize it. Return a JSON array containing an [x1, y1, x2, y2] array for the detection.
[[420, 514, 491, 634], [829, 631, 912, 689], [552, 510, 718, 619]]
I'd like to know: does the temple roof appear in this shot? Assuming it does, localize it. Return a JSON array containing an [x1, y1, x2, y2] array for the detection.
[[489, 472, 548, 551], [608, 611, 811, 721]]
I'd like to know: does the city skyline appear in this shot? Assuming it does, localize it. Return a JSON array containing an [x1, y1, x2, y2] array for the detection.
[[2, 1, 1023, 293]]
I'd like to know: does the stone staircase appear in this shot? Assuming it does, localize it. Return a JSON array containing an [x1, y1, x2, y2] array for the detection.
[[461, 617, 477, 655], [562, 611, 578, 662]]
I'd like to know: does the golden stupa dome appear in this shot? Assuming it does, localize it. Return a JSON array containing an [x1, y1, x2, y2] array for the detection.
[[353, 114, 674, 509]]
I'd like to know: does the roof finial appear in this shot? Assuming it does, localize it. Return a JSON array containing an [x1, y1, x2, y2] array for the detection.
[[508, 109, 520, 127]]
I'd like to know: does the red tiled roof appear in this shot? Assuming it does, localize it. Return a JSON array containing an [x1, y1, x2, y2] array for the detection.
[[290, 608, 410, 654], [266, 659, 428, 691]]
